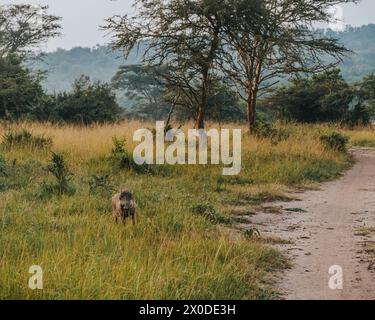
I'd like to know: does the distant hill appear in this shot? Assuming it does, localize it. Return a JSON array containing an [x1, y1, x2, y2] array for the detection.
[[333, 24, 375, 81], [28, 45, 142, 93], [29, 24, 375, 93]]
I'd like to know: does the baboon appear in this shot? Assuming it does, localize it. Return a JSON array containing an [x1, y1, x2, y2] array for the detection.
[[112, 189, 136, 225]]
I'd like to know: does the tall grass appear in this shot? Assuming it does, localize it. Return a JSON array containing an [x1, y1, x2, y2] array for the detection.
[[0, 121, 358, 299]]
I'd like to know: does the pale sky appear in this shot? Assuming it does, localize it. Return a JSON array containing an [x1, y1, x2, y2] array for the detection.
[[0, 0, 374, 51]]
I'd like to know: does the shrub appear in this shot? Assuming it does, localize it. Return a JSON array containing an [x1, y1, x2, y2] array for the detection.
[[37, 75, 123, 124], [45, 152, 74, 195], [88, 174, 114, 194], [254, 122, 289, 144], [320, 132, 349, 152], [191, 203, 231, 225], [108, 136, 160, 175], [2, 129, 53, 150]]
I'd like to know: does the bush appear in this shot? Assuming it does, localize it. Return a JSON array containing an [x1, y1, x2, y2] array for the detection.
[[108, 136, 161, 175], [320, 132, 349, 152], [37, 75, 123, 124], [254, 122, 290, 144], [2, 129, 53, 150], [191, 203, 231, 225]]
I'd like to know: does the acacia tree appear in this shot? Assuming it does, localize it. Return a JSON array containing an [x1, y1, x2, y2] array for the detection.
[[0, 4, 61, 120], [112, 64, 172, 120], [221, 0, 358, 134], [0, 4, 61, 58], [105, 0, 225, 129]]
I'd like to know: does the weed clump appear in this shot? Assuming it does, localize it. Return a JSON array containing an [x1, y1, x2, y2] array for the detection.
[[320, 132, 349, 152], [2, 129, 52, 150]]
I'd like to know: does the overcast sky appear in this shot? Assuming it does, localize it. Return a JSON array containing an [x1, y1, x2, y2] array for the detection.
[[1, 0, 375, 52]]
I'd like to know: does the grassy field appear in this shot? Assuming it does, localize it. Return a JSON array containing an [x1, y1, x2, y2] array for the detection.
[[0, 121, 370, 300]]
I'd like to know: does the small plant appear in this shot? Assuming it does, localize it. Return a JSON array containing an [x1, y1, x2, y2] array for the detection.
[[243, 228, 261, 240], [191, 203, 231, 225], [109, 136, 156, 175], [109, 137, 134, 169], [0, 156, 8, 177], [320, 132, 349, 152], [45, 152, 73, 195], [2, 129, 53, 150], [215, 176, 225, 192]]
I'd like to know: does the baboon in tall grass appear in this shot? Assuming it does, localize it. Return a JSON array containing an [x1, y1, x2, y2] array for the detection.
[[112, 189, 136, 225]]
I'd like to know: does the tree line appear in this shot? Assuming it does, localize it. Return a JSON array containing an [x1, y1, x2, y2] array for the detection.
[[1, 1, 374, 129]]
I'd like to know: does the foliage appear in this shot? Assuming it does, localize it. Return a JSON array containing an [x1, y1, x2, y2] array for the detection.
[[220, 0, 354, 133], [105, 0, 225, 129], [270, 69, 370, 125], [0, 4, 61, 58], [254, 122, 290, 144], [0, 55, 46, 120], [112, 64, 170, 120], [320, 132, 349, 152]]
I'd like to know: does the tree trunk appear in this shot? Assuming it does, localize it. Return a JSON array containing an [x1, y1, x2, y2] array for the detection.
[[165, 101, 176, 129], [196, 68, 209, 130], [247, 90, 257, 135]]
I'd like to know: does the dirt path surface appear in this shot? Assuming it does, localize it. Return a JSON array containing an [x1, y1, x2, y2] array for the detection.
[[249, 149, 375, 300]]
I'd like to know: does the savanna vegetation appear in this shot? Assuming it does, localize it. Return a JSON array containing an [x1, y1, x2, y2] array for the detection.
[[2, 120, 371, 299]]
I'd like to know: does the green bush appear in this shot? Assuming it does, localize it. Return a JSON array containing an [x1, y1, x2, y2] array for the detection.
[[320, 132, 349, 152], [2, 129, 52, 150]]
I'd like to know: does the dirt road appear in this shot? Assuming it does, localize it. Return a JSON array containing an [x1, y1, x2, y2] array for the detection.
[[250, 149, 375, 300]]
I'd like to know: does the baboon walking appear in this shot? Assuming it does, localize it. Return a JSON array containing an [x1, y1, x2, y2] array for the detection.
[[112, 189, 136, 225]]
